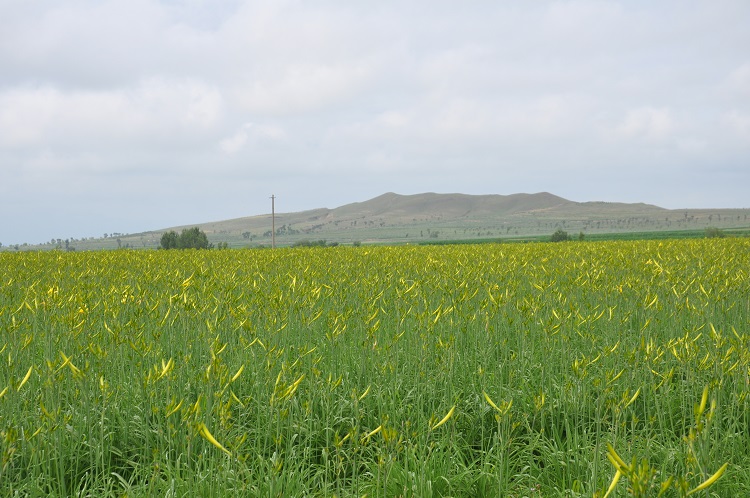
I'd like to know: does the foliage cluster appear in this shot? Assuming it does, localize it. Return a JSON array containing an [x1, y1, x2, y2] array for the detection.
[[1, 239, 748, 496], [704, 227, 725, 238], [550, 228, 570, 242], [159, 227, 212, 250], [291, 239, 329, 247], [291, 239, 340, 247]]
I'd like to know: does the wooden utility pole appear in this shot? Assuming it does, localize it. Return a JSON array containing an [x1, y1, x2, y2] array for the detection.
[[270, 194, 276, 248]]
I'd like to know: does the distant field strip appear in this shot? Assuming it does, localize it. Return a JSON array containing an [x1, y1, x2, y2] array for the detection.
[[1, 239, 748, 496]]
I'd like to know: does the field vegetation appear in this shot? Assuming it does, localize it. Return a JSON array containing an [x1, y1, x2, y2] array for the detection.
[[1, 239, 748, 496]]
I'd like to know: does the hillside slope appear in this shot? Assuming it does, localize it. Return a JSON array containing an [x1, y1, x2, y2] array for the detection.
[[21, 192, 750, 250]]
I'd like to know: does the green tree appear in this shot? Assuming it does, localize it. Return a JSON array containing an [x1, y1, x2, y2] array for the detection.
[[160, 231, 179, 249], [160, 228, 211, 249], [178, 227, 211, 249], [551, 229, 570, 242]]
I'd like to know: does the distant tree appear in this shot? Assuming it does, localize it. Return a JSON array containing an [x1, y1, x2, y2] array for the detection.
[[178, 227, 211, 249], [161, 228, 212, 249], [578, 231, 585, 241], [292, 239, 328, 247], [160, 231, 179, 249], [551, 229, 570, 242], [704, 227, 725, 239]]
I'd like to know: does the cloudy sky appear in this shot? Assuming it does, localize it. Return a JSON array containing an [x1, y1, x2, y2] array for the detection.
[[1, 1, 749, 245]]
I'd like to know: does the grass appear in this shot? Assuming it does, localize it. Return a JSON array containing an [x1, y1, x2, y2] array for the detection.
[[1, 239, 748, 496]]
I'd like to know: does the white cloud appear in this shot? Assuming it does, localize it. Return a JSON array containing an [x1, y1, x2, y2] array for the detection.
[[722, 63, 750, 97], [218, 128, 249, 155], [541, 0, 627, 47], [133, 77, 224, 129], [616, 107, 675, 142], [0, 87, 58, 147], [0, 78, 223, 150], [219, 122, 286, 154], [332, 92, 592, 149], [722, 110, 750, 139], [375, 110, 412, 130], [232, 62, 375, 115]]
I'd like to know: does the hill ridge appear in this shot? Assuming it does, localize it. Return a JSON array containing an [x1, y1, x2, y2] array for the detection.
[[152, 192, 745, 247], [13, 192, 750, 250]]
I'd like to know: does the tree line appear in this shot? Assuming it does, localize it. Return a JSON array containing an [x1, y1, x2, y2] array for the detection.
[[160, 227, 212, 250]]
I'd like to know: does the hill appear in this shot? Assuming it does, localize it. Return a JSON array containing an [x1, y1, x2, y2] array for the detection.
[[17, 192, 750, 250]]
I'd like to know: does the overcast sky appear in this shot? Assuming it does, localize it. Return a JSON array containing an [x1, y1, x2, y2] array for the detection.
[[1, 1, 749, 245]]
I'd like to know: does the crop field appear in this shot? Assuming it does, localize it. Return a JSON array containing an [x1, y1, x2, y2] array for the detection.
[[1, 239, 749, 497]]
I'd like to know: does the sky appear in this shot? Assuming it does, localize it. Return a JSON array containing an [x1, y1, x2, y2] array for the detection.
[[1, 1, 749, 245]]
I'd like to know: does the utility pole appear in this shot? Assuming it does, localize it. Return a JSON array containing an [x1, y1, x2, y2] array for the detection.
[[270, 194, 276, 248]]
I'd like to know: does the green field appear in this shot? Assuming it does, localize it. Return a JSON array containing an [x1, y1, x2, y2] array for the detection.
[[1, 240, 749, 496]]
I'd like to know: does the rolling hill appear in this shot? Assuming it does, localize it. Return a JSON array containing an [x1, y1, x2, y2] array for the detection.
[[21, 192, 750, 250]]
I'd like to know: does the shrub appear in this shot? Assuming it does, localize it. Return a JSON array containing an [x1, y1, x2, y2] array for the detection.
[[705, 227, 725, 238]]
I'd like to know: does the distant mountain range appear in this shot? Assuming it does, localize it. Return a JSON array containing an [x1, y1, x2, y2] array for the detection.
[[20, 192, 750, 250]]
